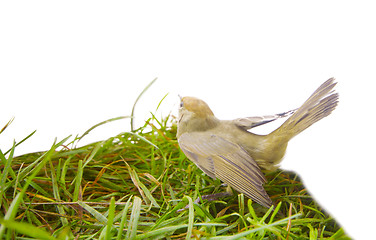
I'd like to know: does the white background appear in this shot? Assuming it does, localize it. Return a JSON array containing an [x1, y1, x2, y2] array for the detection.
[[1, 1, 375, 239]]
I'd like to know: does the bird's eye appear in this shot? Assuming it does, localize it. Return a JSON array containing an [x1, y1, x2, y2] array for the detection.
[[178, 95, 184, 108]]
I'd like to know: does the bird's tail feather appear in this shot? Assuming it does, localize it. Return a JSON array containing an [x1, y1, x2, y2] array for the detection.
[[271, 78, 339, 140]]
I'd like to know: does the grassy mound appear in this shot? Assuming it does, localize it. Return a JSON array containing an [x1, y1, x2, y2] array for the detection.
[[0, 113, 350, 239], [0, 79, 350, 239]]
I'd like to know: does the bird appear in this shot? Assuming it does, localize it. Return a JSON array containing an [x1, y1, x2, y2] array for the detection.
[[177, 78, 339, 208]]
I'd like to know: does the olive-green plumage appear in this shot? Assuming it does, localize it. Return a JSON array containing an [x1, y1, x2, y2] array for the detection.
[[177, 78, 339, 207]]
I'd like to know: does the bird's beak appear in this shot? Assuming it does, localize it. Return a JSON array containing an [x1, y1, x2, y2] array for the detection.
[[178, 95, 184, 108]]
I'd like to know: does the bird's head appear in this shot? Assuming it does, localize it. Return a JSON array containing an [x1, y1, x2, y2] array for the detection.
[[177, 96, 218, 138], [179, 96, 214, 118]]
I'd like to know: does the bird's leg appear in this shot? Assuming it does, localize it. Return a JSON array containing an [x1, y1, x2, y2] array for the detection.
[[194, 192, 232, 203], [177, 185, 233, 212]]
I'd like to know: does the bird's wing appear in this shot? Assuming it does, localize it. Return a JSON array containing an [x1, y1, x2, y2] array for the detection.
[[178, 132, 272, 207], [234, 109, 297, 130]]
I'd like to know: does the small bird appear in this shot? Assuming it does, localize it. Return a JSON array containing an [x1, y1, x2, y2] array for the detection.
[[177, 78, 339, 208]]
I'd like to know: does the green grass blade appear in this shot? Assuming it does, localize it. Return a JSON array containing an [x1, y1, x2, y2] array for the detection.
[[149, 198, 188, 231], [77, 201, 107, 224], [0, 142, 15, 209], [0, 192, 22, 237], [0, 218, 57, 240], [126, 196, 142, 240], [0, 149, 17, 182], [155, 93, 169, 112], [0, 135, 71, 238], [210, 213, 302, 240], [128, 166, 160, 208], [308, 224, 318, 240], [247, 198, 258, 222], [268, 201, 282, 224], [0, 117, 14, 134], [135, 224, 189, 239], [259, 204, 274, 223], [183, 195, 194, 240], [73, 160, 83, 202], [329, 228, 351, 240], [83, 141, 102, 168], [60, 157, 70, 191], [116, 196, 133, 240], [4, 130, 37, 156], [131, 77, 157, 131], [126, 131, 159, 149], [105, 197, 116, 239], [77, 116, 131, 142], [136, 223, 228, 240], [49, 159, 68, 226], [98, 197, 117, 240]]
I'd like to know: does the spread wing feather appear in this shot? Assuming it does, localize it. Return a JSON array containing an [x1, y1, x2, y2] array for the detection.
[[178, 132, 273, 208], [234, 109, 297, 130]]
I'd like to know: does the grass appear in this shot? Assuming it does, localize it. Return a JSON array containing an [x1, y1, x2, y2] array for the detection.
[[0, 82, 351, 239]]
